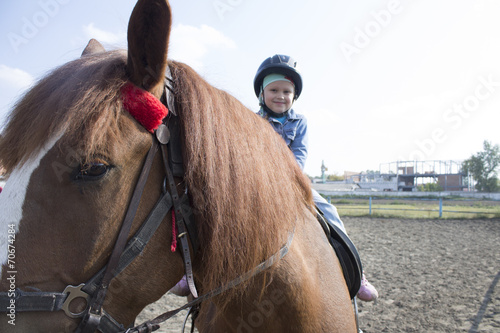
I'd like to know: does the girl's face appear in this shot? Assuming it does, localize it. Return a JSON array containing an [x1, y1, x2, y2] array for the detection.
[[263, 80, 295, 114]]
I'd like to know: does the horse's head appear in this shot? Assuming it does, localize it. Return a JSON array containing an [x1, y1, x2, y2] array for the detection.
[[0, 0, 330, 331], [0, 1, 182, 331]]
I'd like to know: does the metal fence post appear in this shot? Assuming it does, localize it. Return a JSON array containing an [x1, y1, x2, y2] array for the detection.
[[369, 197, 372, 215], [439, 197, 443, 218]]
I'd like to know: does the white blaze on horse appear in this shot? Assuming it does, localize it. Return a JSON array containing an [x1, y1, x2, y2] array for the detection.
[[0, 0, 357, 332]]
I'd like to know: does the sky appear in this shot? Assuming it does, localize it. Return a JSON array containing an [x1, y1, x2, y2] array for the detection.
[[0, 0, 499, 177]]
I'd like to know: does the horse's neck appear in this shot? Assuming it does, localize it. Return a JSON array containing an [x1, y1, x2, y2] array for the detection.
[[197, 214, 356, 332]]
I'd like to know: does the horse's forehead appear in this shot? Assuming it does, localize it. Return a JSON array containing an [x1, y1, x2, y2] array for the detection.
[[0, 132, 63, 275]]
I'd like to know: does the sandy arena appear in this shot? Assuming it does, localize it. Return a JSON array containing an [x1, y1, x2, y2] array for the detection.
[[137, 217, 500, 332]]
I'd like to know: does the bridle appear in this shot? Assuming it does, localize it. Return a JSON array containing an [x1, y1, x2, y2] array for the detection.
[[73, 114, 198, 333], [0, 71, 295, 333], [0, 104, 197, 333]]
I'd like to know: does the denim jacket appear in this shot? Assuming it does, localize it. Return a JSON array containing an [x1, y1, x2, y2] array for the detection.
[[258, 108, 308, 170]]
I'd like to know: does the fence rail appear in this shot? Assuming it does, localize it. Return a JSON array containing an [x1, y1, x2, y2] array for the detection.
[[327, 196, 500, 218]]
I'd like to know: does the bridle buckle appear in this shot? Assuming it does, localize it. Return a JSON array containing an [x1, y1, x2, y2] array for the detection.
[[62, 284, 90, 318]]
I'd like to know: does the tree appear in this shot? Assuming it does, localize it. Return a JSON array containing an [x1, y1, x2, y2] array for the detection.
[[462, 141, 500, 192], [327, 173, 344, 181], [418, 182, 443, 192]]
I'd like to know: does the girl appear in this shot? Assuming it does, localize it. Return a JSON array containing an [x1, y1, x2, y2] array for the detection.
[[254, 54, 378, 302]]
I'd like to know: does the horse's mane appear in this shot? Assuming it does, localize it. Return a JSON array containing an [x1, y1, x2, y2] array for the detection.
[[169, 62, 313, 296], [0, 51, 129, 173], [0, 52, 313, 303]]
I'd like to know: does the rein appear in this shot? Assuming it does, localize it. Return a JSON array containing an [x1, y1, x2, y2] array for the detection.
[[126, 228, 295, 333]]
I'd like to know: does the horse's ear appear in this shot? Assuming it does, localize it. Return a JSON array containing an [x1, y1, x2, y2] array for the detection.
[[126, 0, 171, 98], [81, 39, 106, 57]]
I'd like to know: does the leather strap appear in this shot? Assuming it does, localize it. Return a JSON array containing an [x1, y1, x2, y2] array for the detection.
[[76, 140, 160, 333], [125, 229, 295, 333], [0, 289, 66, 312], [316, 209, 363, 299], [159, 127, 198, 298], [166, 115, 199, 252], [166, 112, 184, 178], [82, 191, 173, 297], [0, 191, 173, 328]]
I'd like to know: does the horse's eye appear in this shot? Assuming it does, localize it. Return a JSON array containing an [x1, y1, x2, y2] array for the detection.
[[75, 162, 110, 181]]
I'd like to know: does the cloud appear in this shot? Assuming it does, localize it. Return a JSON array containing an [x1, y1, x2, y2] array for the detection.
[[78, 23, 236, 72], [169, 24, 236, 71], [0, 65, 35, 128], [0, 65, 34, 90], [83, 23, 127, 46]]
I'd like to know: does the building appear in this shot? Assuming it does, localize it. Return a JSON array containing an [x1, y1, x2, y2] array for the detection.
[[338, 160, 467, 192], [379, 160, 466, 191]]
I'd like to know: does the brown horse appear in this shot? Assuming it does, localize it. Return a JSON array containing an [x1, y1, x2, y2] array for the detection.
[[0, 0, 356, 332]]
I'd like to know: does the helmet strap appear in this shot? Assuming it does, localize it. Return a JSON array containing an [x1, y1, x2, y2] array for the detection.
[[262, 103, 289, 118]]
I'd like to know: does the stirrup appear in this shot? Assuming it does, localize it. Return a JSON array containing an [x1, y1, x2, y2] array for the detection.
[[353, 297, 361, 333]]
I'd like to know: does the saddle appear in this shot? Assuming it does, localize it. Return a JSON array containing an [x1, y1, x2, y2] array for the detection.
[[316, 209, 363, 299]]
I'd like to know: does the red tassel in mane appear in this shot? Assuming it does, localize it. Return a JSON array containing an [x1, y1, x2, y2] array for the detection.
[[121, 82, 168, 133]]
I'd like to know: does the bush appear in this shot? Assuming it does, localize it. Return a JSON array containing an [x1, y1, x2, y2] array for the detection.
[[418, 183, 443, 192]]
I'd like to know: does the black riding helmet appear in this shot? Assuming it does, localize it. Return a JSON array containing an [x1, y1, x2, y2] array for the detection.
[[253, 54, 303, 100]]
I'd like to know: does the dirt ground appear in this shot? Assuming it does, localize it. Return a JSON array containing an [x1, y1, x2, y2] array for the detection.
[[137, 217, 500, 333]]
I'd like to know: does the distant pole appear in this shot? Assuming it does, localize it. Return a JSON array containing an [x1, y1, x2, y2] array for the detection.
[[321, 160, 328, 183]]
